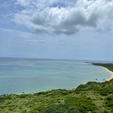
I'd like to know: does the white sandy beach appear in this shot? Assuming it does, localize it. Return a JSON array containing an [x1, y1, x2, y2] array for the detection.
[[103, 67, 113, 81]]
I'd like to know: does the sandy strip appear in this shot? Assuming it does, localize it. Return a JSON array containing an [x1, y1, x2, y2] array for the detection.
[[103, 67, 113, 82]]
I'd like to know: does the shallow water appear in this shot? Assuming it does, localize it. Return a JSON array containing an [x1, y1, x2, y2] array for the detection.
[[0, 58, 111, 95]]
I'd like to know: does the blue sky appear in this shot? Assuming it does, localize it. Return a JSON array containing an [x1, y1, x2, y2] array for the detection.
[[0, 0, 113, 61]]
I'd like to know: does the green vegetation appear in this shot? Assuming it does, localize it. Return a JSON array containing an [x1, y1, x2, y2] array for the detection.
[[0, 63, 113, 112], [93, 63, 113, 72]]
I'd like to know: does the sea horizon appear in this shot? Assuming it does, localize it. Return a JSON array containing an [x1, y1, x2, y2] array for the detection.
[[0, 57, 112, 63]]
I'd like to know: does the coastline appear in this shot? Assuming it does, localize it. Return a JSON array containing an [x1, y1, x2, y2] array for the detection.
[[91, 63, 113, 82], [103, 67, 113, 81], [1, 63, 113, 112]]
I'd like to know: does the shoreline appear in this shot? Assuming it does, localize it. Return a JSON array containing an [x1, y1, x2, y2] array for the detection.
[[103, 67, 113, 82], [91, 63, 113, 82]]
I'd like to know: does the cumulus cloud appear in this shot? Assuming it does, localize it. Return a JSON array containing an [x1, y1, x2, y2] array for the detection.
[[13, 0, 113, 34]]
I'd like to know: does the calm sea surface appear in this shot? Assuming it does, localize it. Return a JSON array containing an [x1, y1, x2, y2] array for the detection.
[[0, 58, 111, 95]]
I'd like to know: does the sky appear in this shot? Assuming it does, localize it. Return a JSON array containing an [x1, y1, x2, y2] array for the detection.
[[0, 0, 113, 61]]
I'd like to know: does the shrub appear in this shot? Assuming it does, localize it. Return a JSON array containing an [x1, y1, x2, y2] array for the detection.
[[44, 104, 80, 113], [64, 96, 98, 112]]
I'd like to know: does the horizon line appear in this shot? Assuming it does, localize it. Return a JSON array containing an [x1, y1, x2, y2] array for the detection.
[[0, 56, 112, 63]]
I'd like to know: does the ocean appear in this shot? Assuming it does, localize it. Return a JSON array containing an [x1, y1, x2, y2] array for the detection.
[[0, 58, 111, 95]]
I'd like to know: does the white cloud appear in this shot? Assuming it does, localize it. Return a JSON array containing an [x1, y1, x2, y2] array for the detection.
[[13, 0, 113, 34], [16, 0, 31, 6]]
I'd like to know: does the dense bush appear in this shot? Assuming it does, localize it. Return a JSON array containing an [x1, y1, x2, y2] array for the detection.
[[105, 95, 113, 111], [44, 104, 80, 113], [64, 96, 98, 112]]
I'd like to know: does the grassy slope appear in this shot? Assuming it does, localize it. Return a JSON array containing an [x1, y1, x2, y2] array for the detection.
[[0, 63, 113, 112]]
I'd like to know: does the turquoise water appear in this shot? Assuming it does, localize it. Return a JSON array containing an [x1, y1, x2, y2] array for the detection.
[[0, 58, 111, 95]]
